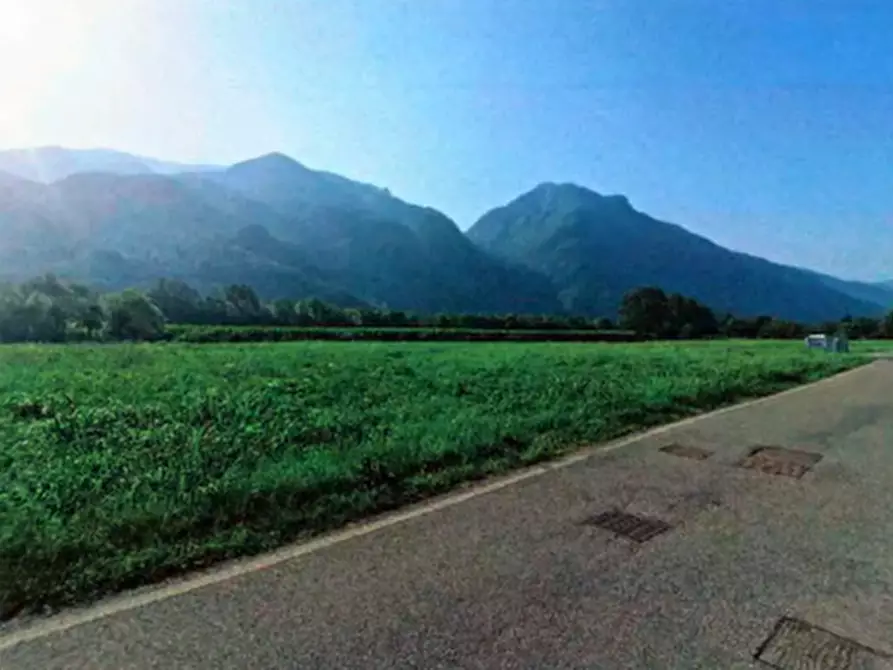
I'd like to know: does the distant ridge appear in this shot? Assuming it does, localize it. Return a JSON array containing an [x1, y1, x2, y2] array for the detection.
[[0, 147, 886, 321], [467, 182, 886, 321], [0, 146, 221, 183]]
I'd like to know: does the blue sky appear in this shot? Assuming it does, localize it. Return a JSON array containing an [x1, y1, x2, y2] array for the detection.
[[2, 0, 892, 280]]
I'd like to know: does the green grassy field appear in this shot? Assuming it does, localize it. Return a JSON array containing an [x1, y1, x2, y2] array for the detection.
[[0, 339, 868, 618], [850, 339, 893, 353]]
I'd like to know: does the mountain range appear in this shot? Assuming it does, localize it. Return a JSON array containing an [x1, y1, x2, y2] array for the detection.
[[0, 147, 891, 322], [0, 147, 221, 183]]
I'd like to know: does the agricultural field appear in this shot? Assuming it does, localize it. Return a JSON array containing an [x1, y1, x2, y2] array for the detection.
[[0, 339, 868, 619], [850, 339, 893, 354]]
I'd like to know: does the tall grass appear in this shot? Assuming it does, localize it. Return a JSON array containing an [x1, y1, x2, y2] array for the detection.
[[0, 340, 865, 617]]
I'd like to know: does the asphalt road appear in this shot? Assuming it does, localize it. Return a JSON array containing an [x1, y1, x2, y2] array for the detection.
[[4, 360, 893, 669]]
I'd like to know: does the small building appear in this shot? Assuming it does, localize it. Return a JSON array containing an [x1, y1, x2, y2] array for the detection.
[[803, 332, 850, 353], [804, 334, 828, 349]]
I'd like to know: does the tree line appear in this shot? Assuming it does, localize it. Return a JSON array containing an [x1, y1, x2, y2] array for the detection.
[[618, 286, 893, 340], [0, 274, 890, 343], [0, 275, 614, 342]]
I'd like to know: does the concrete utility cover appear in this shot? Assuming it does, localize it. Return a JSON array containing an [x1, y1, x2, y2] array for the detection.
[[755, 617, 891, 669], [738, 445, 823, 479]]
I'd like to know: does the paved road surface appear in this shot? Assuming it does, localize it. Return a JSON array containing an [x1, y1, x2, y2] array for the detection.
[[4, 360, 893, 669]]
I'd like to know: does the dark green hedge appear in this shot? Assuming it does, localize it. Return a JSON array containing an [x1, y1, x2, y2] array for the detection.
[[165, 325, 641, 343]]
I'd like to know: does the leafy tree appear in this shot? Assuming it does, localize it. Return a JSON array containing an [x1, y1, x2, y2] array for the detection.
[[270, 298, 298, 325], [223, 284, 264, 321], [848, 316, 880, 339], [0, 290, 68, 342], [78, 304, 106, 339], [104, 290, 166, 340], [342, 308, 364, 326], [20, 273, 70, 301], [880, 311, 893, 339], [757, 318, 806, 339], [818, 320, 843, 336], [147, 279, 204, 324], [295, 298, 335, 325], [619, 287, 672, 337], [666, 292, 718, 338]]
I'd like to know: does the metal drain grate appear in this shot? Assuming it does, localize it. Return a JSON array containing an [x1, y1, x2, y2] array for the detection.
[[660, 443, 713, 460], [586, 509, 672, 543], [755, 617, 891, 669], [739, 446, 823, 479]]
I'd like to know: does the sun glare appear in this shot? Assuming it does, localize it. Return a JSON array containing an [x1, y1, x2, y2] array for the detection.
[[0, 1, 74, 50], [0, 0, 99, 142], [0, 0, 109, 69], [0, 2, 38, 44]]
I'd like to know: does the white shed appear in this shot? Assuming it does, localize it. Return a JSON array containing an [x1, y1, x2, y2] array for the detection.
[[804, 334, 828, 349]]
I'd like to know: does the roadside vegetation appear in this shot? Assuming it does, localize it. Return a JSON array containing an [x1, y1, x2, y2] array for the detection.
[[2, 273, 891, 343], [0, 339, 867, 618]]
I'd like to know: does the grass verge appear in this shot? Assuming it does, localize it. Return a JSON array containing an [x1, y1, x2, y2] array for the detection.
[[0, 339, 868, 618]]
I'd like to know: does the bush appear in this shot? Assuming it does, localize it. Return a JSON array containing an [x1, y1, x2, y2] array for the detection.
[[103, 291, 166, 341], [164, 325, 641, 344]]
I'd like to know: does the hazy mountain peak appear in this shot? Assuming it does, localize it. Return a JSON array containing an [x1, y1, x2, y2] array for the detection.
[[526, 182, 632, 210], [531, 181, 594, 195], [468, 183, 883, 321], [0, 147, 221, 183], [261, 151, 300, 164], [232, 152, 306, 171]]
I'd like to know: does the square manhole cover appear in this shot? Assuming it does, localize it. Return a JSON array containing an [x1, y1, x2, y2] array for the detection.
[[739, 446, 823, 479], [586, 509, 672, 543], [660, 443, 713, 460], [755, 617, 891, 669]]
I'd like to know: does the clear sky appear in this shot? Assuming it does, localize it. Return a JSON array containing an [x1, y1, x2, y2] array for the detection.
[[1, 0, 892, 280]]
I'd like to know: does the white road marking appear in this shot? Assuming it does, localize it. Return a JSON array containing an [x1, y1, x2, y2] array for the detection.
[[0, 361, 872, 652]]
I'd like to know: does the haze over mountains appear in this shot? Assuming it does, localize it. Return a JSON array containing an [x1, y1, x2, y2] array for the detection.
[[0, 147, 891, 322], [0, 147, 222, 183]]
